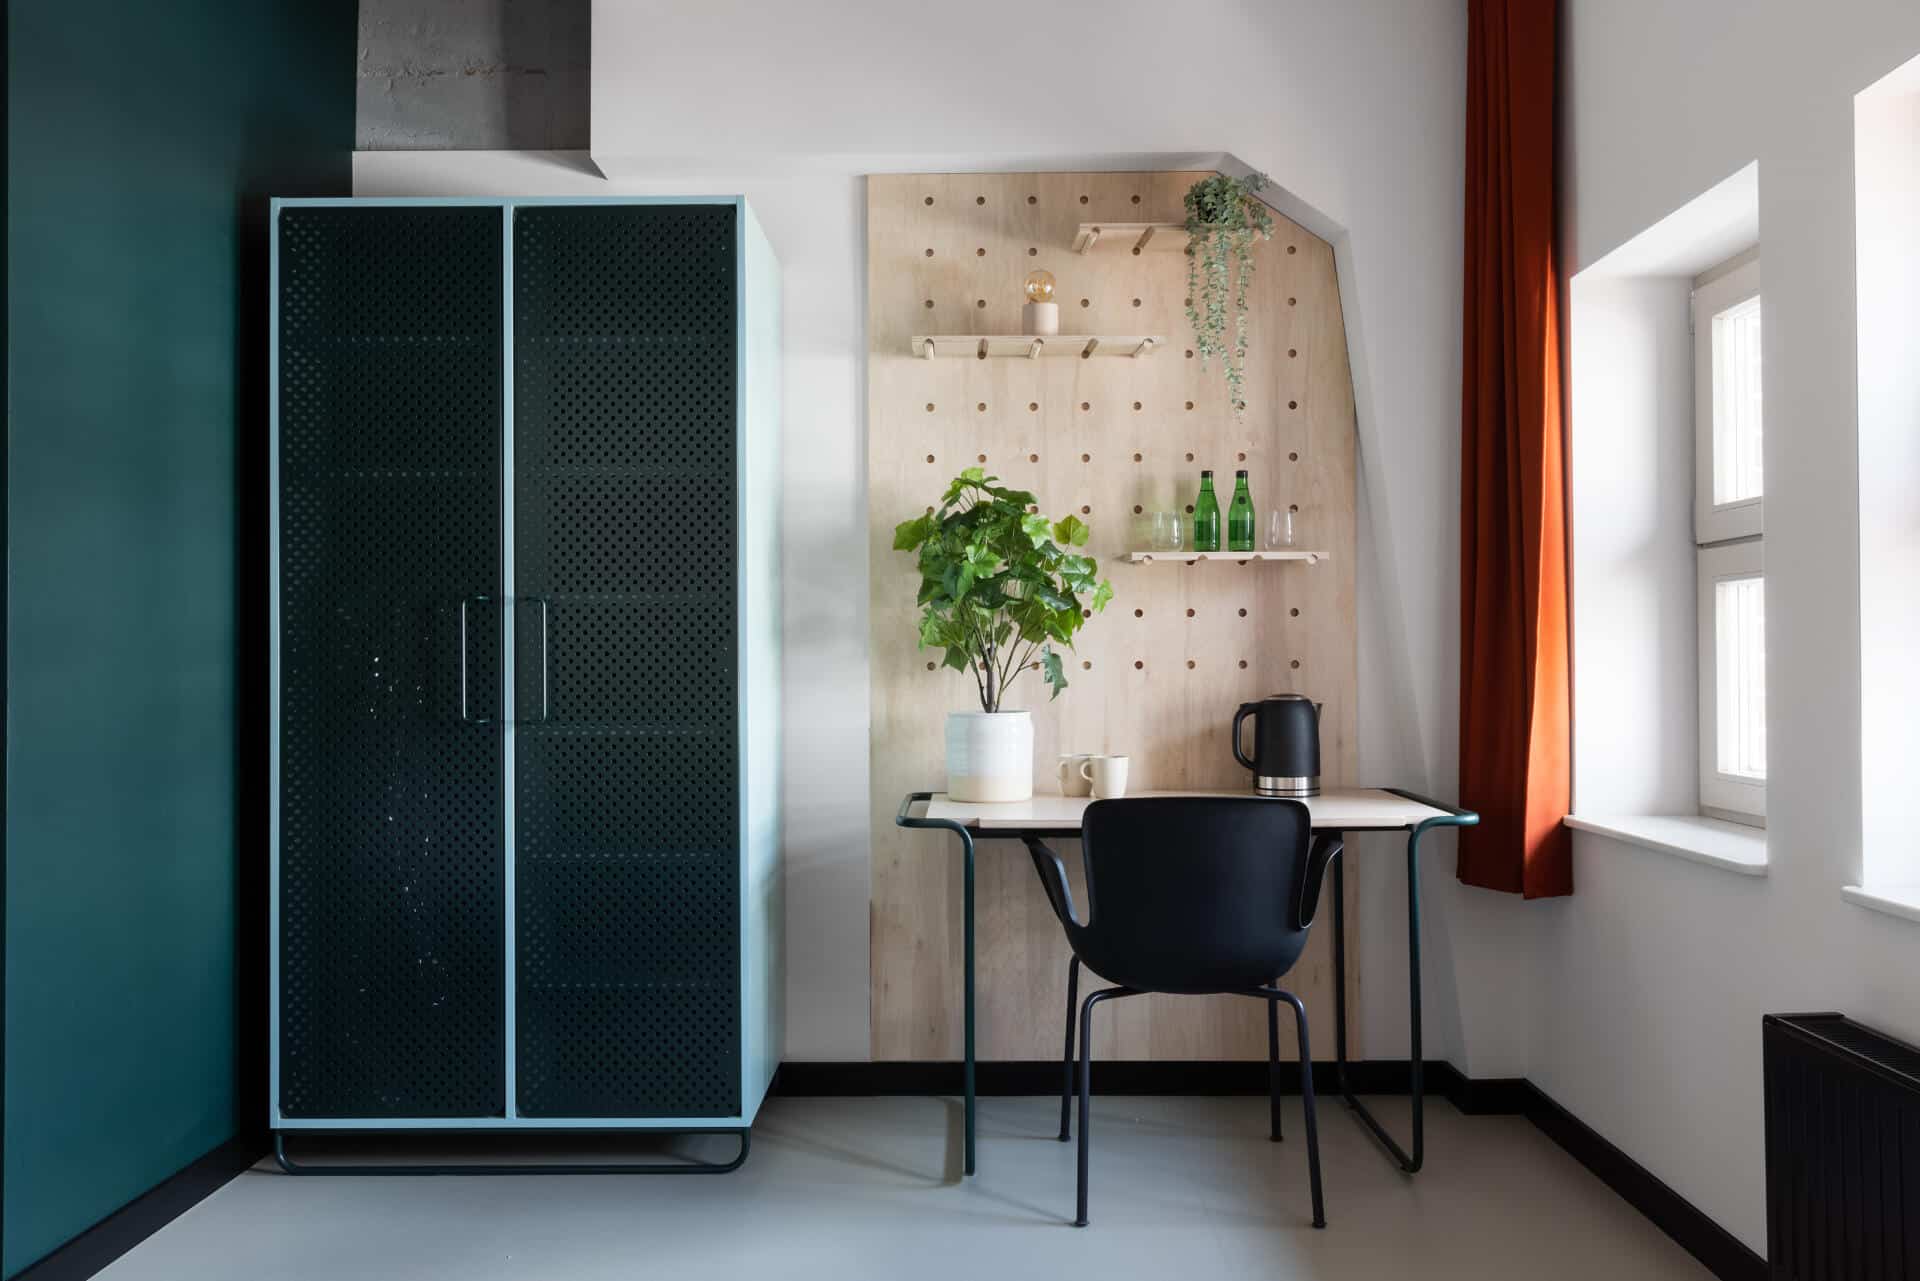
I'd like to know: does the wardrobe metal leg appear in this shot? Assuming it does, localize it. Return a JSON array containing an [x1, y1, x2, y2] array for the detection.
[[1267, 994, 1284, 1142], [271, 1129, 752, 1176], [1059, 955, 1080, 1142]]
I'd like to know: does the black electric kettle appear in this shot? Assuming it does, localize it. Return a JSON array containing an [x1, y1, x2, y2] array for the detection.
[[1231, 694, 1322, 797]]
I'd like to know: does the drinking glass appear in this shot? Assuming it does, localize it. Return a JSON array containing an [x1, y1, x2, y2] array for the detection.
[[1267, 508, 1296, 549], [1151, 511, 1185, 552]]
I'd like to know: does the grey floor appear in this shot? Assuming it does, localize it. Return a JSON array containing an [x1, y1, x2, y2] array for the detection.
[[99, 1095, 1711, 1279]]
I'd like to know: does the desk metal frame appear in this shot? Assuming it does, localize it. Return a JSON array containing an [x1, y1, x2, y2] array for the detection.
[[895, 788, 1477, 1177]]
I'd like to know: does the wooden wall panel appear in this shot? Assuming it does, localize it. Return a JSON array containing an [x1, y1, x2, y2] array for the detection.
[[867, 172, 1359, 1061]]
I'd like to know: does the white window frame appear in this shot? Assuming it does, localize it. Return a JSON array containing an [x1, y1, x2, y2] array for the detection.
[[1696, 538, 1766, 821], [1692, 250, 1765, 825], [1693, 256, 1764, 542]]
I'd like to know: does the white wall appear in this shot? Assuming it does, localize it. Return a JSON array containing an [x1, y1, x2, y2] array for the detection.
[[1484, 0, 1920, 1254], [360, 0, 1483, 1067], [1855, 55, 1920, 893]]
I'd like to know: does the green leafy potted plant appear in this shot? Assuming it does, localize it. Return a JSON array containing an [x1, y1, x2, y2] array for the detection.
[[893, 467, 1114, 802], [1184, 171, 1274, 415]]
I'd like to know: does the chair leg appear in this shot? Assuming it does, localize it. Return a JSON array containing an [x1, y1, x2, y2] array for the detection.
[[1267, 994, 1283, 1142], [1059, 956, 1080, 1142], [1074, 986, 1136, 1227], [1284, 991, 1327, 1229]]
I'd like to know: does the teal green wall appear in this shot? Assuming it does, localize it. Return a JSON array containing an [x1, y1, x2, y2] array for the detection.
[[4, 4, 353, 1273]]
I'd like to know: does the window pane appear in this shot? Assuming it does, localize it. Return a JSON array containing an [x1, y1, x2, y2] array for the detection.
[[1715, 574, 1766, 779], [1711, 296, 1763, 505]]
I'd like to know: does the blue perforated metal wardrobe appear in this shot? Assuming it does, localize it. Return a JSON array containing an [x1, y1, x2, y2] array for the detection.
[[268, 197, 782, 1158]]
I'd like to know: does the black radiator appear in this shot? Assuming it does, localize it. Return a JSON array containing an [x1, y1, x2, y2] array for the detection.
[[1764, 1013, 1920, 1279]]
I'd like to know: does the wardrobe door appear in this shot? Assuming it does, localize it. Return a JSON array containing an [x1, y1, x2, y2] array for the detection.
[[511, 204, 741, 1118], [276, 206, 506, 1118]]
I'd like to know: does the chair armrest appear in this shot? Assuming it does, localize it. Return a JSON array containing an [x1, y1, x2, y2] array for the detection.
[[1023, 838, 1079, 927], [1298, 834, 1343, 930]]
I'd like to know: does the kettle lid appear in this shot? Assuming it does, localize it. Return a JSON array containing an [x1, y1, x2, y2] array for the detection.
[[1267, 692, 1313, 701]]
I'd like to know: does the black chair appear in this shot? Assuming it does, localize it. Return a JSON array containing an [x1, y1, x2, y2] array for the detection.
[[1023, 796, 1342, 1228]]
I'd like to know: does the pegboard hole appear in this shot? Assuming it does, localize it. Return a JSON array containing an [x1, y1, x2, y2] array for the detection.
[[1289, 452, 1299, 462], [1185, 608, 1196, 618], [1080, 402, 1091, 412], [977, 453, 988, 463], [1132, 298, 1142, 308], [1289, 348, 1298, 358], [1288, 296, 1298, 306], [926, 454, 936, 464], [926, 402, 935, 412], [1239, 608, 1248, 617], [1289, 400, 1299, 410], [1079, 195, 1090, 205], [925, 196, 935, 206], [1237, 452, 1247, 462], [1079, 298, 1090, 308], [1185, 401, 1194, 411], [1185, 452, 1194, 462], [1134, 608, 1144, 618], [1290, 607, 1301, 617], [927, 661, 936, 671], [925, 248, 935, 257], [1081, 452, 1091, 462], [1238, 660, 1249, 669], [976, 247, 986, 257], [1185, 349, 1195, 359], [1130, 194, 1142, 204], [1030, 453, 1041, 463], [1134, 660, 1144, 669], [1028, 402, 1039, 412], [1132, 452, 1142, 463], [924, 299, 935, 309], [1185, 504, 1194, 514], [975, 195, 986, 206], [977, 402, 988, 412], [1289, 504, 1299, 512], [1132, 401, 1142, 411], [1287, 244, 1297, 254], [1133, 504, 1142, 514], [1187, 660, 1197, 670], [1080, 505, 1090, 515], [976, 299, 987, 309], [1027, 195, 1037, 205], [1028, 247, 1038, 256]]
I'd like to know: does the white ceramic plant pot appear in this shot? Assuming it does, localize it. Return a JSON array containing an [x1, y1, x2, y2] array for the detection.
[[946, 710, 1034, 803]]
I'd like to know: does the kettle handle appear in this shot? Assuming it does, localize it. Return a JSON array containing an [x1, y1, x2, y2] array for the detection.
[[1232, 702, 1259, 772]]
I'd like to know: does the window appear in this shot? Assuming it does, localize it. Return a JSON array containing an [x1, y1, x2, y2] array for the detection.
[[1692, 252, 1764, 823]]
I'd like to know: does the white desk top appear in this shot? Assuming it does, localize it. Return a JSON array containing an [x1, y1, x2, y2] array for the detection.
[[920, 788, 1453, 833]]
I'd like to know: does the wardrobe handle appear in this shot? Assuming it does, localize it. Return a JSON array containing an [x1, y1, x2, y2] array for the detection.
[[532, 596, 550, 723], [459, 596, 495, 725]]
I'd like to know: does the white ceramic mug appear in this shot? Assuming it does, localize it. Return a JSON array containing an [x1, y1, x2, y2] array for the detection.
[[1079, 754, 1131, 799], [1057, 754, 1094, 797]]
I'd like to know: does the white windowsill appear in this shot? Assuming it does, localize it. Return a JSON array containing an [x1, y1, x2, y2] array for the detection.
[[1841, 884, 1920, 926], [1563, 814, 1768, 876]]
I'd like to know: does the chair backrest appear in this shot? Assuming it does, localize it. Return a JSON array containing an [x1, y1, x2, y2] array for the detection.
[[1065, 796, 1315, 995]]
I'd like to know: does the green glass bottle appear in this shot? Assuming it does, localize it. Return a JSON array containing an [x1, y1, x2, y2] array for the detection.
[[1192, 470, 1221, 552], [1227, 469, 1256, 552]]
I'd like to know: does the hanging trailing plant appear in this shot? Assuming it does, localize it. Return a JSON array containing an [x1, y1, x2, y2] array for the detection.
[[1184, 171, 1274, 415]]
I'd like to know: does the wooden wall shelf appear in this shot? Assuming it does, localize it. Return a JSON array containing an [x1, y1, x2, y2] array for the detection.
[[911, 334, 1164, 360], [1126, 549, 1328, 565], [1072, 222, 1189, 255]]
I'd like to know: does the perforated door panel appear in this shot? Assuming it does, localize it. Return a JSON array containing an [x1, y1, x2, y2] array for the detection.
[[512, 203, 740, 1118], [277, 205, 506, 1118]]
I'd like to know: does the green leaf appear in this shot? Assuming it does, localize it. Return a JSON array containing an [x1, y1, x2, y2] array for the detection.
[[894, 513, 937, 550], [942, 646, 971, 673], [1090, 579, 1114, 613], [1053, 514, 1090, 547], [1020, 512, 1052, 546], [1040, 646, 1068, 699]]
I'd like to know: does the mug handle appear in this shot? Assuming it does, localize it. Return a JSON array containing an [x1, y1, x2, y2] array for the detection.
[[1057, 758, 1071, 790], [1080, 759, 1096, 783]]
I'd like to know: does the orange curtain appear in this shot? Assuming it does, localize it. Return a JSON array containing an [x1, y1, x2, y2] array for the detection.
[[1458, 0, 1572, 897]]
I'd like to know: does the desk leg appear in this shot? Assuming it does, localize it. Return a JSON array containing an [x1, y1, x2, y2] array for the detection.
[[960, 826, 977, 1177], [1331, 827, 1427, 1174]]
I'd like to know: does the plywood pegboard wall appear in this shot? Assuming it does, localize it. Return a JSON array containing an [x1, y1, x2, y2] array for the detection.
[[867, 171, 1359, 1062]]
